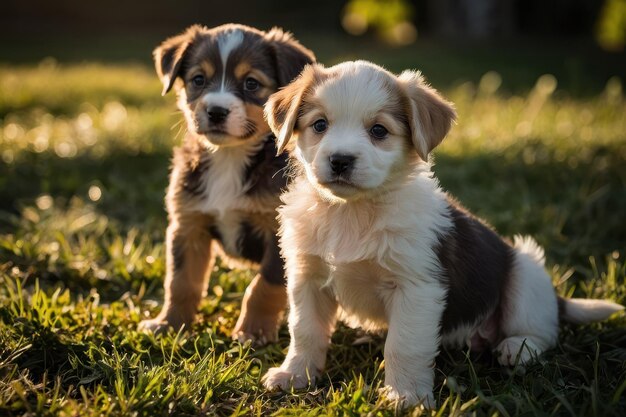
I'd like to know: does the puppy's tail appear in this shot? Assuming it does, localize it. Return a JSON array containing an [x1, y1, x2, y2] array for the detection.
[[512, 236, 623, 324], [558, 297, 624, 324], [513, 235, 545, 265]]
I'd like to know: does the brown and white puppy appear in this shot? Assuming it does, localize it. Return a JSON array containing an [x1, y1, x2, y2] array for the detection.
[[261, 61, 623, 407], [138, 24, 315, 344]]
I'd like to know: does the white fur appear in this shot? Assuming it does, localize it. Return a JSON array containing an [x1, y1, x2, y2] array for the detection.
[[494, 236, 559, 365], [217, 29, 244, 92], [262, 61, 623, 408], [265, 166, 453, 408], [295, 63, 407, 200], [194, 139, 273, 218]]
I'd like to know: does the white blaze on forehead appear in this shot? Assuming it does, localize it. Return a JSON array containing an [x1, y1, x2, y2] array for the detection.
[[217, 29, 244, 92]]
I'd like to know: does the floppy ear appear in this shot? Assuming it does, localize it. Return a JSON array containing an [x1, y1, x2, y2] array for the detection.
[[398, 71, 456, 160], [265, 65, 317, 154], [264, 27, 316, 87], [153, 25, 202, 95]]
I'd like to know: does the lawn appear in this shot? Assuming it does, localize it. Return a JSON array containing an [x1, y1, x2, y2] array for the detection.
[[0, 47, 625, 416]]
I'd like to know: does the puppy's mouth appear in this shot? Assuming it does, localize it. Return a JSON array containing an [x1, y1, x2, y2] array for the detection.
[[319, 177, 362, 192], [323, 177, 355, 185], [206, 128, 228, 136], [196, 120, 258, 141]]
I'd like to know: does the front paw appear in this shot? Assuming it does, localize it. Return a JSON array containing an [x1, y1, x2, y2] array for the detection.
[[262, 367, 315, 391], [380, 386, 435, 409]]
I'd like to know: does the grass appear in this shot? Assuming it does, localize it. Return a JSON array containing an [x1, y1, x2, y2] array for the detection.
[[0, 55, 625, 416]]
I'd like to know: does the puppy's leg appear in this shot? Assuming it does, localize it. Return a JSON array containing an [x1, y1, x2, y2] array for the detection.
[[263, 255, 336, 390], [382, 279, 447, 408], [232, 236, 287, 345], [496, 239, 558, 366], [139, 212, 213, 332]]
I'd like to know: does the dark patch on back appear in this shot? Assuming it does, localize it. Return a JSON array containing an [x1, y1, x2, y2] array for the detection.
[[238, 222, 265, 264], [244, 135, 289, 196], [436, 198, 514, 335]]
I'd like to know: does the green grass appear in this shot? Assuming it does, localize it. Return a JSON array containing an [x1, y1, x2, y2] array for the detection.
[[0, 60, 625, 416]]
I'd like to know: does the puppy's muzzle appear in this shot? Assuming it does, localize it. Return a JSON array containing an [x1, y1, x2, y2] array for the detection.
[[208, 106, 230, 124], [329, 153, 356, 176]]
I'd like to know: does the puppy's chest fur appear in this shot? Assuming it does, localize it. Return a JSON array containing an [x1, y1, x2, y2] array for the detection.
[[173, 134, 287, 258], [281, 173, 451, 328]]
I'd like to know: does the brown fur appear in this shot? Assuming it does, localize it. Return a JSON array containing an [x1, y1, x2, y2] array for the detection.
[[398, 71, 457, 160], [139, 24, 315, 344]]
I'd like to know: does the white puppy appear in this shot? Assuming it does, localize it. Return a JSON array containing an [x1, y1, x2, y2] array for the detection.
[[261, 60, 623, 407]]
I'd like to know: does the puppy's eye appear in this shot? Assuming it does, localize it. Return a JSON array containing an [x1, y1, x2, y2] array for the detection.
[[370, 124, 388, 139], [191, 75, 205, 88], [244, 77, 260, 91], [312, 119, 328, 133]]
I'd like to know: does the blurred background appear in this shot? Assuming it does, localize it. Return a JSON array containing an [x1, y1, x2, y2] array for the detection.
[[1, 0, 625, 92]]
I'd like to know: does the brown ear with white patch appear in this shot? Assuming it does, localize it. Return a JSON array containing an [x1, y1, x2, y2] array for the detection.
[[154, 25, 202, 96], [398, 71, 456, 160], [265, 65, 317, 154], [264, 27, 316, 87]]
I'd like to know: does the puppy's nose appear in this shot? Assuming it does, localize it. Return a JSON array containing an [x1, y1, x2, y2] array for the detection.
[[207, 106, 230, 124], [329, 154, 356, 175]]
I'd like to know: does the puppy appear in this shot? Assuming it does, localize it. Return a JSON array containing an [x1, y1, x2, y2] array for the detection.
[[261, 61, 623, 407], [138, 24, 315, 344]]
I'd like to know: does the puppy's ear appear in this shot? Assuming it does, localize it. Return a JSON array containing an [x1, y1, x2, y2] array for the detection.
[[398, 71, 456, 160], [154, 25, 201, 95], [265, 65, 317, 154], [265, 27, 316, 87]]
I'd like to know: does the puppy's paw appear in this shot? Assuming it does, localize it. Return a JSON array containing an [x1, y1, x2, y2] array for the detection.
[[379, 385, 435, 409], [262, 367, 315, 391], [232, 312, 281, 346], [138, 315, 190, 334], [496, 336, 539, 366], [138, 318, 172, 333]]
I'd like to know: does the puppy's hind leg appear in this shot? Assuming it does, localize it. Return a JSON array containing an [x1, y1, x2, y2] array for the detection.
[[139, 212, 214, 332], [496, 236, 559, 366], [232, 236, 287, 345]]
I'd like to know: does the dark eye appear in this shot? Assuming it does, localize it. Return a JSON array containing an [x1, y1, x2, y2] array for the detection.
[[244, 77, 260, 91], [312, 119, 327, 133], [191, 75, 205, 88], [370, 124, 388, 139]]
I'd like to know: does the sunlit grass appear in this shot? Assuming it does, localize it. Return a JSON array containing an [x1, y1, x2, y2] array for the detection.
[[0, 63, 625, 416]]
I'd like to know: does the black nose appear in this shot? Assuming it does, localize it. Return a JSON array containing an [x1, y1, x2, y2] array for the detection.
[[329, 154, 356, 175], [207, 106, 230, 124]]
